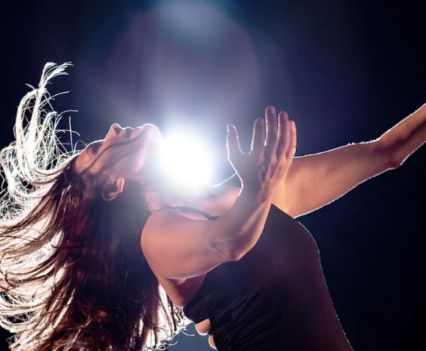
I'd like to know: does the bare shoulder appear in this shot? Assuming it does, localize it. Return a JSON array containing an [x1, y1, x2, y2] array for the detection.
[[139, 210, 212, 306], [139, 182, 241, 304]]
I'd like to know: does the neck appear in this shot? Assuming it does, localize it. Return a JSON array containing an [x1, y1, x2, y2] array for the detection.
[[144, 189, 184, 213]]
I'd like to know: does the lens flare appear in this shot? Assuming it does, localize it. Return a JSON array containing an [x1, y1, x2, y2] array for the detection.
[[158, 131, 214, 194]]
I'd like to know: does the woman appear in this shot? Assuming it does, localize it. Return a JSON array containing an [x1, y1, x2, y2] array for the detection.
[[0, 63, 424, 350]]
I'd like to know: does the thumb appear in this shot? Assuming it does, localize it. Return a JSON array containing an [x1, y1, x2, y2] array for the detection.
[[226, 123, 242, 164]]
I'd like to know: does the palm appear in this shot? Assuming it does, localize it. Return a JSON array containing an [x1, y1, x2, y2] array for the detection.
[[226, 106, 297, 198]]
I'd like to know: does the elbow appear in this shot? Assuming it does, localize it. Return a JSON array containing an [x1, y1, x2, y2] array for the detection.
[[226, 252, 246, 262], [225, 239, 256, 261], [385, 155, 404, 170], [228, 250, 246, 262], [373, 138, 404, 171], [217, 247, 246, 262], [210, 240, 247, 262]]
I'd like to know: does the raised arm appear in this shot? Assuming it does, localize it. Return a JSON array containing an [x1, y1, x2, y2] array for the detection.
[[275, 103, 426, 218]]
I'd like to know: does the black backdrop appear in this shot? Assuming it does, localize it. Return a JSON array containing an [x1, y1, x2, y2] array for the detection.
[[0, 1, 424, 350]]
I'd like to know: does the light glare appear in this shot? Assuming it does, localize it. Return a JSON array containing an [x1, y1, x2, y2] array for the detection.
[[159, 131, 214, 194]]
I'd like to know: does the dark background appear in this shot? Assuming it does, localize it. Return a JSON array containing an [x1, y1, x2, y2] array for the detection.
[[0, 1, 424, 350]]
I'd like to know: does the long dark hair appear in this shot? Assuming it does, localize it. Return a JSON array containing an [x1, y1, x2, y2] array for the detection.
[[0, 63, 187, 350]]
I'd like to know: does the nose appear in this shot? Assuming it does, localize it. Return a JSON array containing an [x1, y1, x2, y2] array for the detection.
[[124, 127, 134, 138], [109, 123, 122, 136]]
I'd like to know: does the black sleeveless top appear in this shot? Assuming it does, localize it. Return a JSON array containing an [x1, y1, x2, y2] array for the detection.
[[179, 204, 351, 351]]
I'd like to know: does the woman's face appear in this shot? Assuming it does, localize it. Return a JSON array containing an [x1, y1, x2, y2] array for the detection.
[[74, 123, 162, 183]]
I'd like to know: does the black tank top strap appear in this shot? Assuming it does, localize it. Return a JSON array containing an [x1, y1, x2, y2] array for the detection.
[[154, 206, 219, 220]]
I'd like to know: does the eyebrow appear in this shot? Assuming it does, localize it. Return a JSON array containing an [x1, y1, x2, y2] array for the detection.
[[78, 140, 102, 173]]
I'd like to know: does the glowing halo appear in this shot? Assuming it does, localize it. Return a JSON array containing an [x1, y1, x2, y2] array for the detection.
[[157, 130, 215, 194]]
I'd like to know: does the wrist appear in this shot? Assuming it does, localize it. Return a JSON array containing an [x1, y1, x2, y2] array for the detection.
[[240, 184, 273, 206]]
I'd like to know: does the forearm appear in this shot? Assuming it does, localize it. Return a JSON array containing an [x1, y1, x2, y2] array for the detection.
[[377, 103, 426, 168], [278, 141, 389, 218], [274, 103, 426, 218], [208, 188, 272, 261]]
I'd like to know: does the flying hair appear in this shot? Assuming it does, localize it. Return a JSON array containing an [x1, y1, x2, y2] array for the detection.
[[0, 63, 188, 350]]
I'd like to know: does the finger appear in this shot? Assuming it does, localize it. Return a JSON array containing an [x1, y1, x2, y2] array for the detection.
[[276, 111, 289, 158], [226, 123, 243, 162], [250, 117, 266, 159], [264, 106, 279, 161], [286, 120, 297, 158]]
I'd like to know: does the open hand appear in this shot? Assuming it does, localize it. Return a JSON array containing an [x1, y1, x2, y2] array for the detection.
[[226, 106, 297, 201]]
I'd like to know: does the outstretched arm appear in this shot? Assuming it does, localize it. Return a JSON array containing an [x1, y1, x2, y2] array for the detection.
[[275, 103, 426, 218]]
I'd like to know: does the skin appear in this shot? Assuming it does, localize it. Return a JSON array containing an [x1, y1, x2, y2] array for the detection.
[[74, 122, 170, 206], [74, 104, 426, 349]]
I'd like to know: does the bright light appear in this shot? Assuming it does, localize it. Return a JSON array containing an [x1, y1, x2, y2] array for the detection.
[[158, 130, 214, 194]]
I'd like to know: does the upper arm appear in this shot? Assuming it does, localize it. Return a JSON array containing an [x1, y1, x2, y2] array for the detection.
[[274, 140, 390, 218], [141, 210, 232, 280]]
